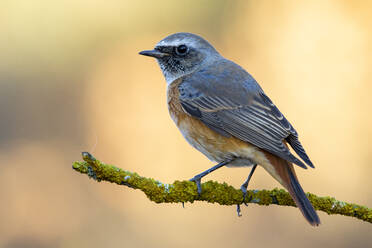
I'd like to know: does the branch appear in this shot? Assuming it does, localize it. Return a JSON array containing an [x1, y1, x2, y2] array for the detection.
[[72, 152, 372, 224]]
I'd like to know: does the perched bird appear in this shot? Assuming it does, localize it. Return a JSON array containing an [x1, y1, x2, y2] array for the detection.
[[139, 32, 320, 226]]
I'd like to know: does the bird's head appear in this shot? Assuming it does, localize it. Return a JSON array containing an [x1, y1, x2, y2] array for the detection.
[[139, 32, 221, 84]]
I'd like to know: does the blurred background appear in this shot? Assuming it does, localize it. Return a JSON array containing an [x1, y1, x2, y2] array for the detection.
[[1, 0, 372, 247]]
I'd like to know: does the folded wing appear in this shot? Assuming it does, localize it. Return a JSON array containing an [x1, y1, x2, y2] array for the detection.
[[179, 63, 314, 169]]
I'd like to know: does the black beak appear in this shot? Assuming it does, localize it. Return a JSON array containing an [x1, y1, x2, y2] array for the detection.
[[139, 49, 169, 59]]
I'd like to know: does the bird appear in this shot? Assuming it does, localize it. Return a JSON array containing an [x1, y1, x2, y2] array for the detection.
[[139, 32, 320, 226]]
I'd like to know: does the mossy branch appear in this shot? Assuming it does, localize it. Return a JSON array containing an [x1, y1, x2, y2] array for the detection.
[[72, 152, 372, 224]]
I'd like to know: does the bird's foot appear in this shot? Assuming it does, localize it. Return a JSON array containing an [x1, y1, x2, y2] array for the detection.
[[189, 176, 202, 195], [240, 185, 249, 206]]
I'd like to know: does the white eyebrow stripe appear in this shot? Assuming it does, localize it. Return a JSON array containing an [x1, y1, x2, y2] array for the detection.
[[157, 38, 196, 47]]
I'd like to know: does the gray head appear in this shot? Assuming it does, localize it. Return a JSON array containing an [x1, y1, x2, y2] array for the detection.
[[139, 32, 221, 84]]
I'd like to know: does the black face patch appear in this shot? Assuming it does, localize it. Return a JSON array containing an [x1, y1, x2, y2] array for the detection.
[[155, 46, 173, 54], [157, 46, 206, 76]]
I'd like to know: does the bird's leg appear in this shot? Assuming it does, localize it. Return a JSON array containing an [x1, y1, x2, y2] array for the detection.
[[240, 164, 257, 206], [189, 160, 231, 195], [236, 164, 257, 217]]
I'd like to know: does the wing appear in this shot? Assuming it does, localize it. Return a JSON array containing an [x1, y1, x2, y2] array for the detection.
[[179, 60, 314, 169]]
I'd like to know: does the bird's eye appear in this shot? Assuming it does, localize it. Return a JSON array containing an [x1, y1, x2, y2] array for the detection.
[[175, 45, 189, 56]]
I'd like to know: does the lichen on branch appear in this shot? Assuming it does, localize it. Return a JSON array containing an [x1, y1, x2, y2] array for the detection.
[[72, 152, 372, 224]]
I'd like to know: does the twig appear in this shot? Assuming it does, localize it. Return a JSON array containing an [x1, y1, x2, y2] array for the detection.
[[72, 152, 372, 224]]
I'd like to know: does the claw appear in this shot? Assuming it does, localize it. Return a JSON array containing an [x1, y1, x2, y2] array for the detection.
[[189, 176, 202, 195], [188, 161, 230, 196], [237, 204, 242, 217], [240, 185, 248, 206]]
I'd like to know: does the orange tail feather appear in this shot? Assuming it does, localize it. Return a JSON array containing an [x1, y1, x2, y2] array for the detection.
[[262, 151, 320, 226]]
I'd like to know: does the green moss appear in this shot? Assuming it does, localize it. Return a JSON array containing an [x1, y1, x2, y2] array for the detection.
[[270, 188, 295, 207], [72, 152, 372, 224]]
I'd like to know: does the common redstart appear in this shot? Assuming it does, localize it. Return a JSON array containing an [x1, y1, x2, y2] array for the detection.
[[139, 32, 320, 226]]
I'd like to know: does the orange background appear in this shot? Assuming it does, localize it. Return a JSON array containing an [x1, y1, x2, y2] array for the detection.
[[1, 1, 371, 247]]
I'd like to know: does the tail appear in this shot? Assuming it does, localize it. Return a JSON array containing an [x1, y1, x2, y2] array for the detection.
[[261, 151, 320, 226], [286, 165, 320, 226]]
